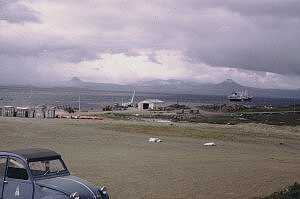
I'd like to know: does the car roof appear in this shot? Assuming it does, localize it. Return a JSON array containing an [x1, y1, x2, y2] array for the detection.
[[0, 148, 61, 162]]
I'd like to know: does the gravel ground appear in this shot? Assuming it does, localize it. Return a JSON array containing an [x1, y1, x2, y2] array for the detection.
[[0, 117, 299, 199]]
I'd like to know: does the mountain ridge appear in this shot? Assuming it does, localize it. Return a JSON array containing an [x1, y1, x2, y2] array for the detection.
[[59, 77, 300, 98], [1, 77, 299, 98]]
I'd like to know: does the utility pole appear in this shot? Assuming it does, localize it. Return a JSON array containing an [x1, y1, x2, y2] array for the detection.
[[29, 86, 33, 107], [78, 91, 81, 112], [0, 98, 3, 117], [293, 97, 296, 125]]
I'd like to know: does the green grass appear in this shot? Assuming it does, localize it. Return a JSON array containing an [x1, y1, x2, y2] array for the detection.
[[260, 182, 300, 199]]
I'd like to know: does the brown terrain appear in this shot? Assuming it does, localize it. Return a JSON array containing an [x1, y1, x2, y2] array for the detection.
[[0, 117, 299, 199]]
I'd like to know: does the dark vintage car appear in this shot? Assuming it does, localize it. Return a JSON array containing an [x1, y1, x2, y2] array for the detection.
[[0, 148, 109, 199]]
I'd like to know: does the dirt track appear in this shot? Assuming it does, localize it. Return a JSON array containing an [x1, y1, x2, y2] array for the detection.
[[0, 117, 299, 199]]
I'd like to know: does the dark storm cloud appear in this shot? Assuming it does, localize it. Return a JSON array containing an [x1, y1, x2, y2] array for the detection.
[[170, 0, 300, 75], [0, 0, 40, 23], [76, 0, 300, 76], [183, 0, 300, 19], [223, 1, 300, 19]]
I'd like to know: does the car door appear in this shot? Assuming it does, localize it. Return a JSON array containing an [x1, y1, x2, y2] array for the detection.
[[0, 156, 7, 199], [3, 157, 33, 199]]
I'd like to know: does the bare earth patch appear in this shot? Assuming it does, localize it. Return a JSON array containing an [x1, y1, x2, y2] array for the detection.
[[0, 117, 299, 199]]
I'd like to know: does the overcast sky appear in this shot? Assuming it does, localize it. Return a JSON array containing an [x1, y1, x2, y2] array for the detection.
[[1, 0, 300, 89]]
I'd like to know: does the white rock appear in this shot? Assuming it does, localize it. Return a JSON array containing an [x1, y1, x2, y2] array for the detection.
[[149, 137, 162, 143], [204, 142, 216, 146]]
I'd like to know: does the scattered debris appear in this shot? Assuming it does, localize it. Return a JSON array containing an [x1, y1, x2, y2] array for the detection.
[[149, 137, 162, 143], [204, 142, 216, 146], [156, 119, 171, 123], [57, 115, 103, 120], [78, 116, 103, 120]]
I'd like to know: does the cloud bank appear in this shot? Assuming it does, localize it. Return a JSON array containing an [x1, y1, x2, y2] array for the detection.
[[0, 0, 300, 89]]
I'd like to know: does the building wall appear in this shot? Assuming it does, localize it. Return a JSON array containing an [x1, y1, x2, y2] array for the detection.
[[16, 109, 29, 118], [138, 102, 156, 111], [29, 109, 35, 118], [3, 107, 15, 117], [35, 111, 45, 119], [46, 109, 56, 118], [1, 106, 56, 119]]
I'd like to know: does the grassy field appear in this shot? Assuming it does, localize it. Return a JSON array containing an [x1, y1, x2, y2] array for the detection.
[[0, 117, 300, 198], [101, 109, 300, 126]]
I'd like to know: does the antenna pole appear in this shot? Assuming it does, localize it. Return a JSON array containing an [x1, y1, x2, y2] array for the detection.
[[294, 98, 296, 112], [29, 86, 33, 107], [79, 92, 81, 112], [294, 97, 296, 125]]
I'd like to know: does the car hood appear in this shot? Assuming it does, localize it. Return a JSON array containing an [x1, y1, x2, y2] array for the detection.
[[36, 175, 100, 198]]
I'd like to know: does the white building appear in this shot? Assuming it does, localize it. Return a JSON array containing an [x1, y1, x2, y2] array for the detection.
[[46, 107, 56, 118], [16, 107, 30, 118], [3, 106, 15, 117], [138, 99, 164, 111], [35, 105, 46, 119]]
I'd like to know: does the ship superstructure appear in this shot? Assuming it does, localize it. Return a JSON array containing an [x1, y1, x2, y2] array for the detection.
[[228, 90, 253, 101]]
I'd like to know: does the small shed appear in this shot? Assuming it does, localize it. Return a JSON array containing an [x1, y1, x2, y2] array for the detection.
[[3, 106, 15, 117], [138, 99, 164, 111], [16, 107, 30, 118], [46, 107, 56, 118], [35, 105, 46, 119], [28, 108, 35, 118]]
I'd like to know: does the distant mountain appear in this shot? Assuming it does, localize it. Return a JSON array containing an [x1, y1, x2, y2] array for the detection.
[[57, 77, 300, 98], [69, 76, 83, 85], [137, 78, 300, 98], [62, 77, 131, 92], [215, 79, 243, 89], [131, 78, 242, 95]]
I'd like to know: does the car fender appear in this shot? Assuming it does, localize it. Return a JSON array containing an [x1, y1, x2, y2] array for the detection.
[[34, 184, 68, 199]]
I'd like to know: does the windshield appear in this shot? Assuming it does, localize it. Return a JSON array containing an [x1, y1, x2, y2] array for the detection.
[[29, 158, 67, 177]]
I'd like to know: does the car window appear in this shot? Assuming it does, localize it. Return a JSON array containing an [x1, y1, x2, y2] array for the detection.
[[29, 159, 67, 177], [0, 157, 7, 179], [7, 158, 29, 180]]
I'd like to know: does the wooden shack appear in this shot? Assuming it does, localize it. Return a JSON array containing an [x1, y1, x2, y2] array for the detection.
[[3, 106, 15, 117], [46, 107, 56, 118], [16, 107, 30, 118], [35, 105, 46, 119], [29, 108, 35, 118], [138, 99, 164, 111]]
